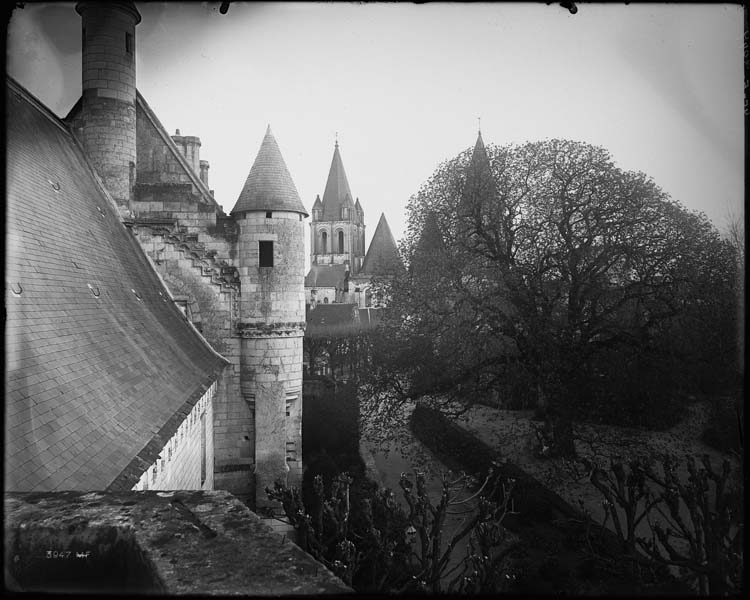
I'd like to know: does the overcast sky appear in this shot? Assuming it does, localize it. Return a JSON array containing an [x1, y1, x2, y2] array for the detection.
[[7, 2, 744, 251]]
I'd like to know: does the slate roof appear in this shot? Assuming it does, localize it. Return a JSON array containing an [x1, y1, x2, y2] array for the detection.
[[360, 213, 403, 277], [358, 307, 384, 329], [5, 78, 228, 492], [231, 125, 308, 216], [305, 264, 348, 289], [321, 142, 354, 221]]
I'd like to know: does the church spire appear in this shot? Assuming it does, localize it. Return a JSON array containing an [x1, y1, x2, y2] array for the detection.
[[459, 129, 496, 224], [321, 140, 354, 221]]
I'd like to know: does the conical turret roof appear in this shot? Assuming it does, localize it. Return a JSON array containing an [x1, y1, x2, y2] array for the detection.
[[231, 126, 308, 216], [312, 194, 323, 210], [361, 213, 403, 276], [321, 141, 354, 220]]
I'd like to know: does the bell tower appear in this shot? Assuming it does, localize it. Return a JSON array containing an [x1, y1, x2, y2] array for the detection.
[[231, 126, 308, 508], [310, 140, 366, 273]]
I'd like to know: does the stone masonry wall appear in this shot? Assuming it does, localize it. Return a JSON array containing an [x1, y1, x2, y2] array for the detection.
[[79, 3, 139, 208], [305, 286, 337, 307], [311, 219, 362, 270], [237, 211, 305, 506], [133, 184, 217, 233], [132, 383, 215, 491], [5, 490, 351, 595], [132, 226, 252, 495], [136, 105, 197, 188]]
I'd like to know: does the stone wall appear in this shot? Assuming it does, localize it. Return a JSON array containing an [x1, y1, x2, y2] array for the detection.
[[310, 219, 365, 272], [136, 105, 197, 188], [236, 211, 305, 506], [306, 285, 338, 307], [132, 224, 252, 495], [5, 490, 351, 595]]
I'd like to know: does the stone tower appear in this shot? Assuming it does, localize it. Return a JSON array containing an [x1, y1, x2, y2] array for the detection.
[[230, 126, 308, 508], [76, 1, 140, 211], [310, 141, 366, 273]]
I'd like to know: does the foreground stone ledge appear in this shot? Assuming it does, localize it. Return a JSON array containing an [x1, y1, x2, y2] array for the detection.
[[4, 490, 352, 595]]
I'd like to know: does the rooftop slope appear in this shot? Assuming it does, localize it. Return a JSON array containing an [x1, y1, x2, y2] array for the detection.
[[360, 213, 403, 277], [304, 264, 348, 289], [5, 79, 227, 492], [231, 125, 308, 216]]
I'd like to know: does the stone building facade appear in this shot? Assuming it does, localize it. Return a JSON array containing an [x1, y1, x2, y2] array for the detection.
[[6, 1, 307, 508]]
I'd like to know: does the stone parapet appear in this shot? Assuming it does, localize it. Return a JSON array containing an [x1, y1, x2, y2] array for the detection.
[[5, 490, 351, 595]]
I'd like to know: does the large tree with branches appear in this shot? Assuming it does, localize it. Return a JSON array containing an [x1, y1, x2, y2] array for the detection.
[[365, 137, 740, 435]]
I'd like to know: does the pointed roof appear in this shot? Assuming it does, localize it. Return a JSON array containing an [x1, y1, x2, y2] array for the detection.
[[312, 194, 323, 210], [321, 141, 354, 220], [460, 130, 496, 216], [468, 130, 492, 181], [231, 126, 308, 216], [360, 213, 403, 276], [412, 211, 445, 269], [354, 198, 363, 213], [409, 211, 448, 285]]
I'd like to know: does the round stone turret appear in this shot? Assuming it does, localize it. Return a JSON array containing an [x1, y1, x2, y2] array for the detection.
[[76, 1, 141, 209], [232, 126, 307, 508]]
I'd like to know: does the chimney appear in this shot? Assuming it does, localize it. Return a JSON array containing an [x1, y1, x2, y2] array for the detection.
[[171, 130, 202, 175], [199, 160, 210, 187]]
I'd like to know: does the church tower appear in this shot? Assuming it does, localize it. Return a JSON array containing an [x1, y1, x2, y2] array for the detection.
[[230, 126, 308, 508], [310, 141, 366, 273], [76, 1, 140, 211]]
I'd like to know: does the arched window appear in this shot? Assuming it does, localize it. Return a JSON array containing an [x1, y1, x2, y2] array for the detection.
[[323, 297, 329, 304], [338, 231, 344, 254], [321, 231, 328, 254]]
